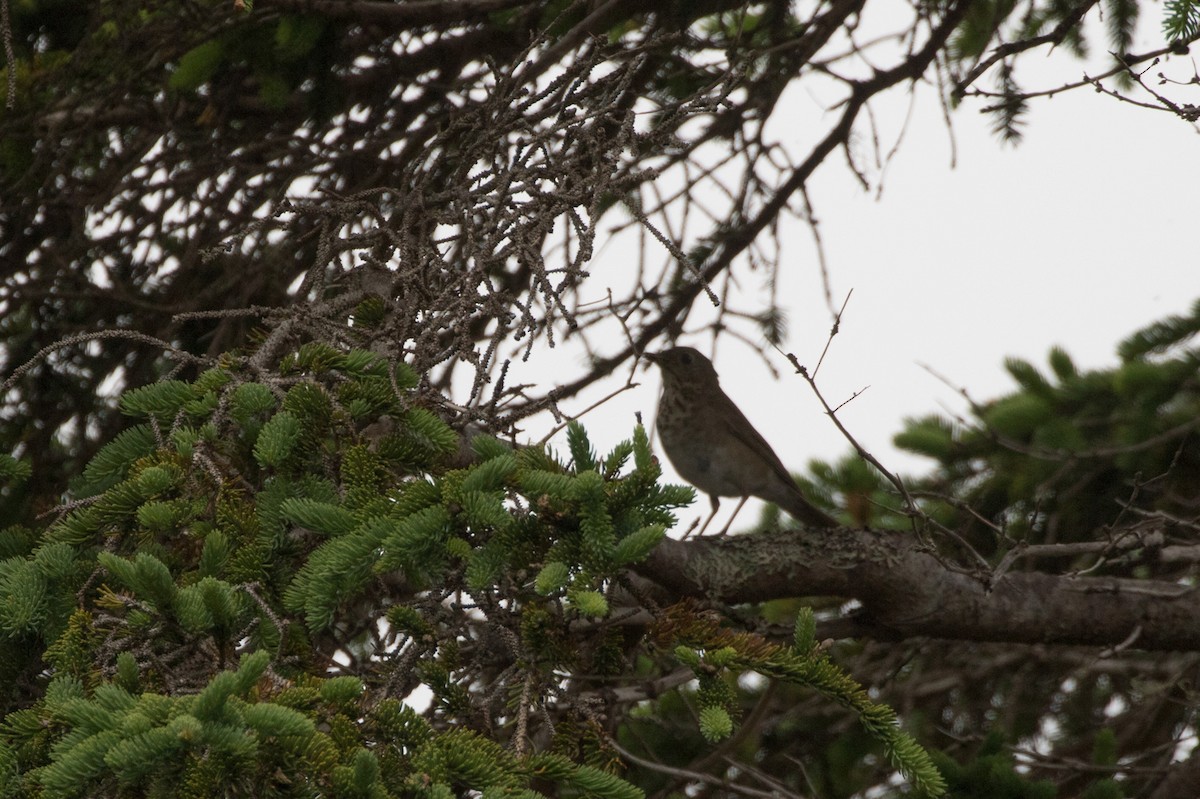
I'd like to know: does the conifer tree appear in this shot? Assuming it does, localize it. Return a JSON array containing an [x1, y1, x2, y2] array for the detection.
[[3, 0, 1200, 797]]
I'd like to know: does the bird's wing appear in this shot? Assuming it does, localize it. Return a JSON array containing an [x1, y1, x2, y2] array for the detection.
[[713, 389, 798, 488]]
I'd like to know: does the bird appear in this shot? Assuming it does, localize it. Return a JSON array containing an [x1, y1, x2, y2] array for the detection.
[[645, 346, 837, 531]]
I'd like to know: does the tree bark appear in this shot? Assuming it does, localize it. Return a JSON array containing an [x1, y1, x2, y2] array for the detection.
[[636, 526, 1200, 652]]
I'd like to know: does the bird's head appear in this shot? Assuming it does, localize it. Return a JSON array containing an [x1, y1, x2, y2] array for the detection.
[[644, 346, 720, 388]]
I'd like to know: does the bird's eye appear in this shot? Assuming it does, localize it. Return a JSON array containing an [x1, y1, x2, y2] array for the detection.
[[679, 352, 692, 365]]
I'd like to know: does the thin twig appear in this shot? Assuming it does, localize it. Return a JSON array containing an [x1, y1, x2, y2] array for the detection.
[[608, 738, 802, 799]]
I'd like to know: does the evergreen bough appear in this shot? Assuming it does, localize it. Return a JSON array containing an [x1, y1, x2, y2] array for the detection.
[[0, 346, 946, 797]]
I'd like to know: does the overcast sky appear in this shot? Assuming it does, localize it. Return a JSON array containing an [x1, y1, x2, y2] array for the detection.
[[517, 12, 1199, 525], [778, 41, 1199, 470]]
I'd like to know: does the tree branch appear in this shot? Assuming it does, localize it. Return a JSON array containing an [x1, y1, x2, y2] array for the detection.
[[635, 526, 1200, 652], [951, 0, 1100, 98], [542, 0, 975, 406]]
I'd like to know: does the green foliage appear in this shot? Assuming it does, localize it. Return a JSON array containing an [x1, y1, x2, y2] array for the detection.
[[286, 341, 346, 374], [985, 392, 1053, 437], [169, 38, 225, 91], [894, 416, 956, 461], [1105, 0, 1139, 54], [573, 470, 616, 570], [1117, 296, 1200, 359], [376, 505, 454, 576], [284, 515, 398, 630], [566, 420, 597, 471], [1013, 0, 1086, 56], [951, 0, 1020, 60], [280, 498, 357, 536], [0, 545, 83, 639], [793, 606, 817, 653], [0, 454, 31, 484], [0, 563, 48, 635], [661, 604, 948, 797], [940, 0, 1188, 97], [175, 577, 245, 635], [252, 410, 302, 467], [1164, 0, 1200, 40], [894, 318, 1200, 541], [534, 561, 570, 595], [461, 453, 518, 493], [114, 652, 139, 693], [471, 434, 513, 461], [229, 382, 277, 436], [567, 588, 608, 617], [698, 705, 733, 742], [1005, 356, 1054, 397], [1092, 727, 1117, 766], [799, 455, 899, 529], [135, 499, 183, 532], [283, 381, 334, 429], [22, 652, 326, 797], [988, 61, 1027, 143], [1047, 345, 1077, 380], [274, 15, 326, 62], [932, 733, 1055, 798], [97, 552, 177, 610], [78, 425, 157, 494], [320, 676, 364, 706], [0, 342, 949, 798], [339, 374, 397, 421], [556, 759, 643, 799], [612, 524, 665, 565], [198, 530, 230, 578], [396, 407, 459, 465], [119, 380, 200, 424]]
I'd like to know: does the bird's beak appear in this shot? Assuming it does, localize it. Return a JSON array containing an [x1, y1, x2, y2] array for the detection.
[[643, 351, 661, 365]]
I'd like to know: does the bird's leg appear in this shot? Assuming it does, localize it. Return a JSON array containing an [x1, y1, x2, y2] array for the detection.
[[693, 496, 722, 537], [679, 515, 703, 540], [714, 496, 750, 537]]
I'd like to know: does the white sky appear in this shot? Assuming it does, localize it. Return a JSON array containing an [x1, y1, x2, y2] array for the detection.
[[515, 12, 1198, 520]]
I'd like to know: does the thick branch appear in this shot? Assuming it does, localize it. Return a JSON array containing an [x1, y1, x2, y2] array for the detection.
[[635, 527, 1200, 652]]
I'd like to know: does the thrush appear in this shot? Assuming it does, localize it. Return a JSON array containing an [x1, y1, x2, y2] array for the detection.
[[645, 346, 837, 529]]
